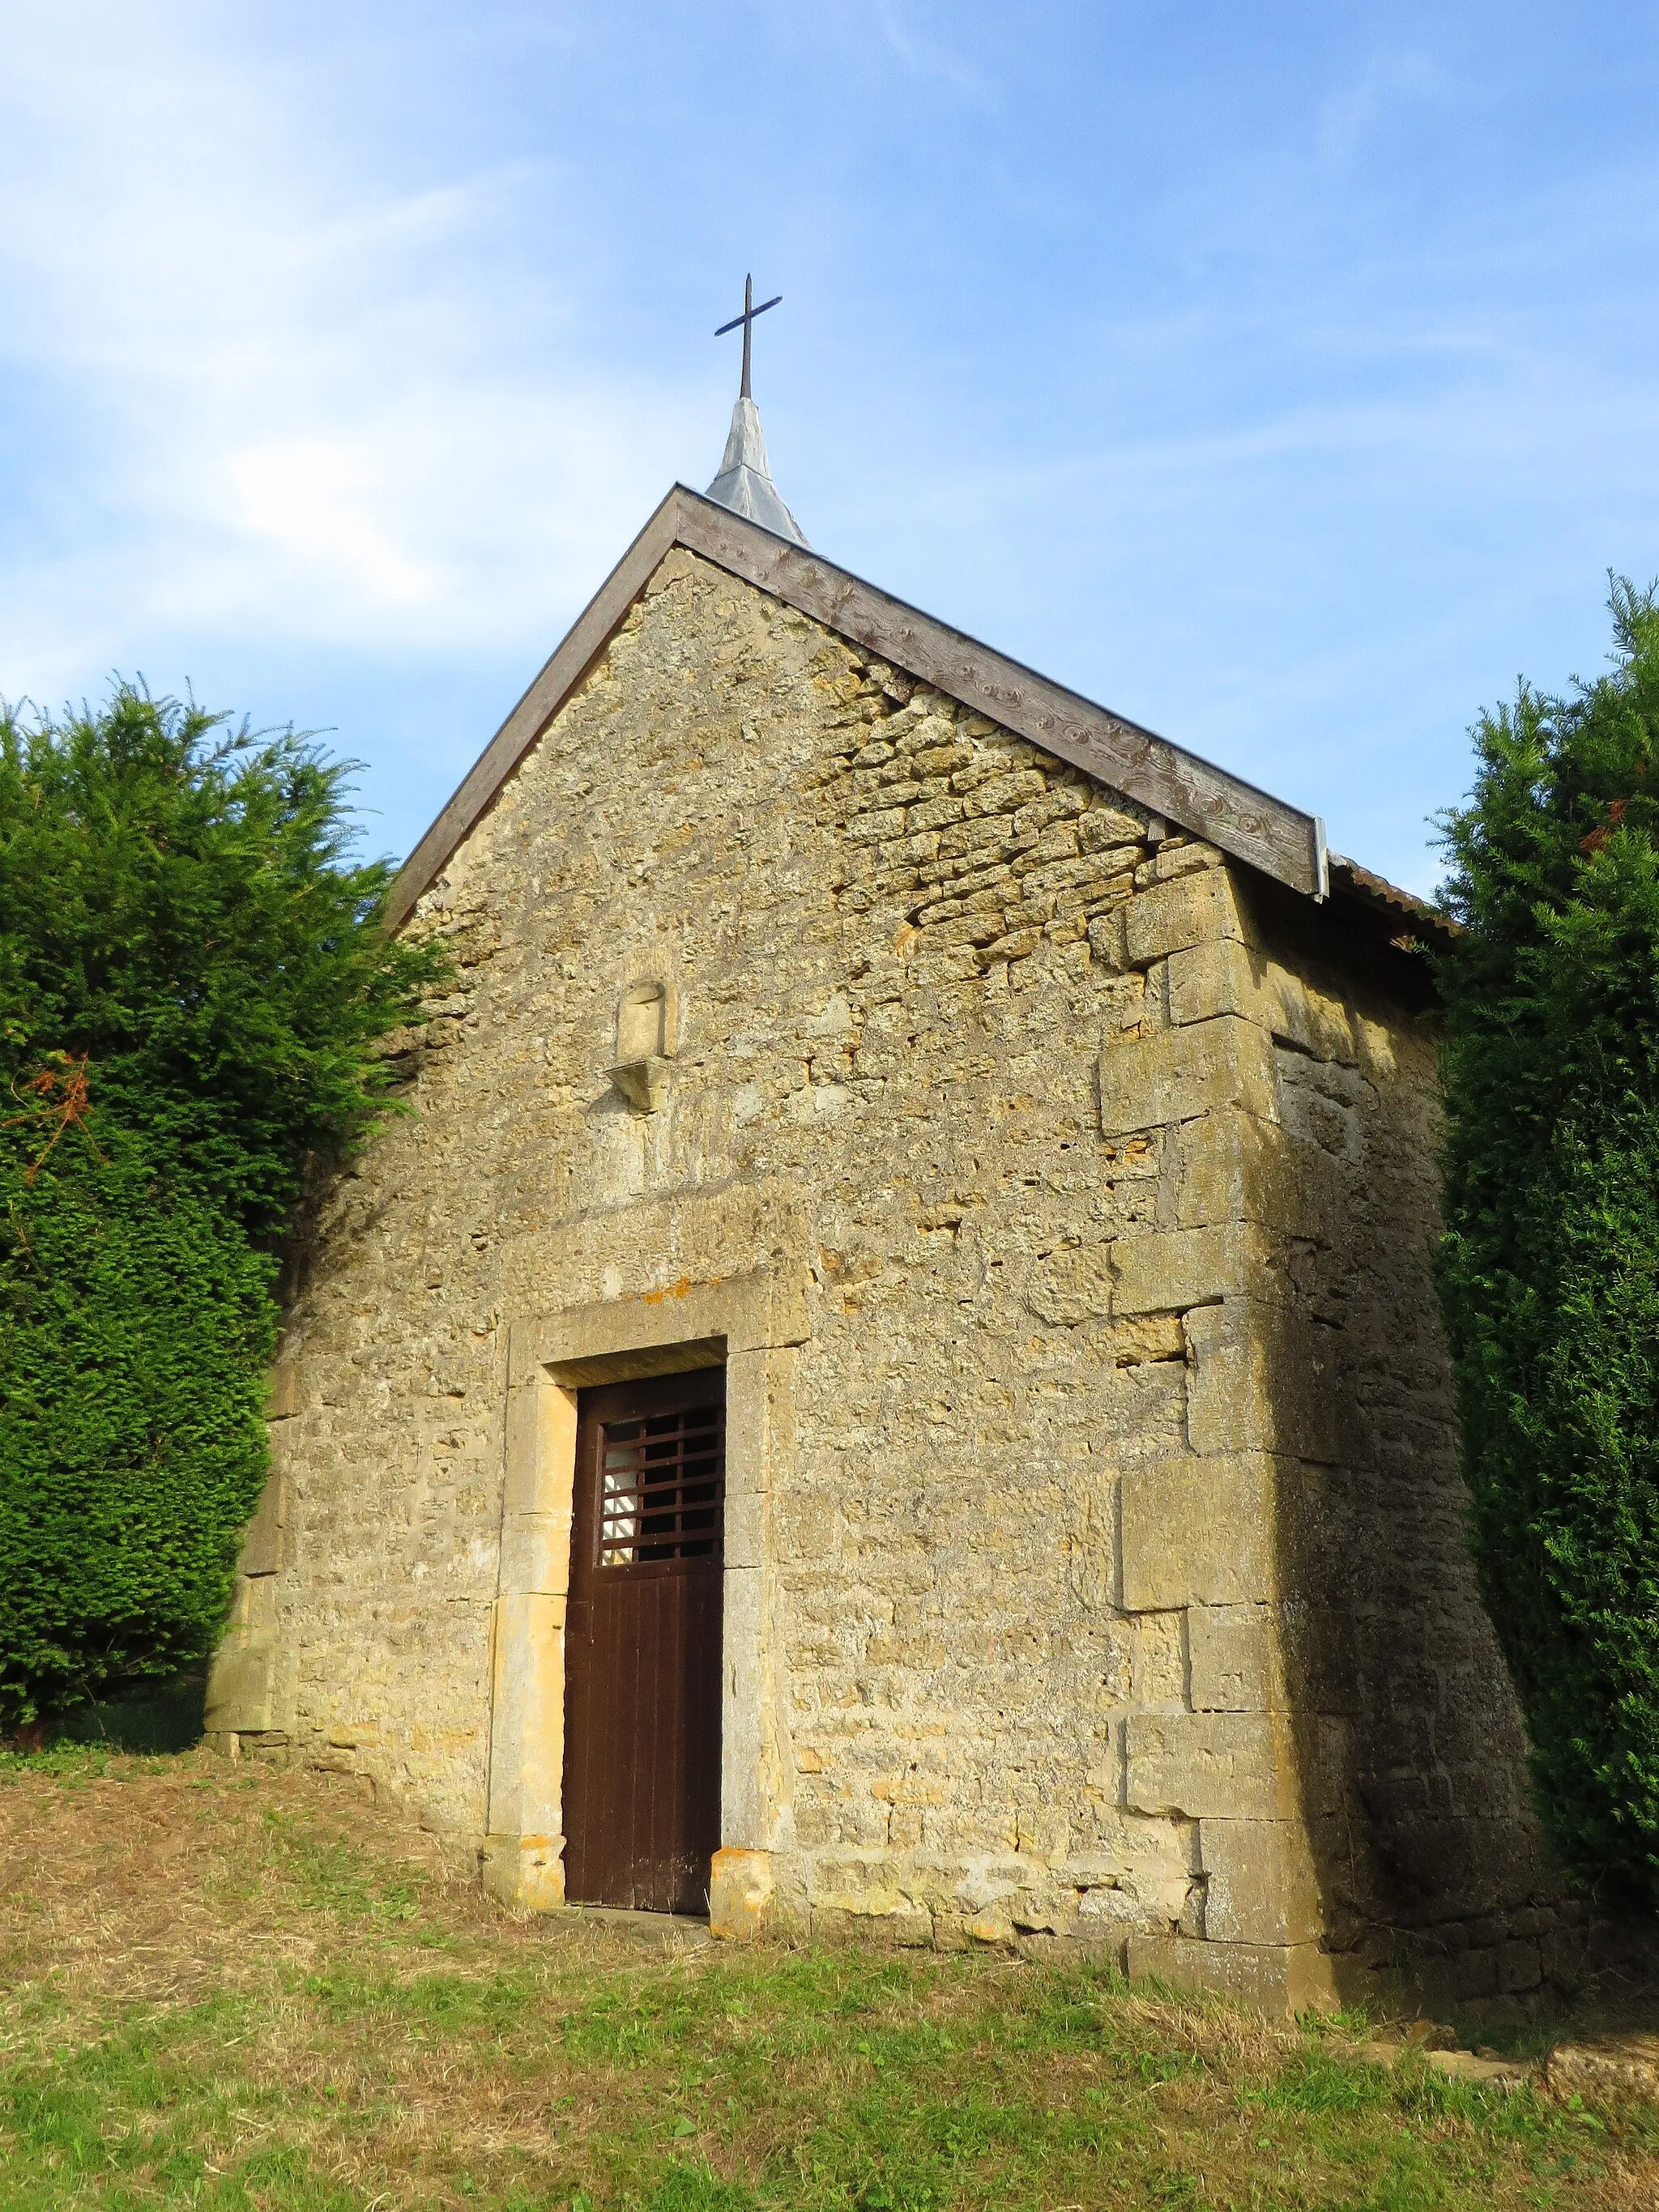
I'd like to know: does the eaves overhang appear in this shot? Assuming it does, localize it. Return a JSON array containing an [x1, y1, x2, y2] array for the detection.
[[390, 486, 1368, 934]]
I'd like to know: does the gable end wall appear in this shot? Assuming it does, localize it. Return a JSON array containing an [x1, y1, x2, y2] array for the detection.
[[209, 548, 1568, 2014]]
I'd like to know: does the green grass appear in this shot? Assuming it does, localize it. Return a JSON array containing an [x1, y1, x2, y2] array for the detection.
[[0, 1750, 1654, 2210]]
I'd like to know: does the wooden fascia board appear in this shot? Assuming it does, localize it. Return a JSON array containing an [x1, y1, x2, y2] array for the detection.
[[674, 491, 1328, 901], [386, 484, 1328, 931]]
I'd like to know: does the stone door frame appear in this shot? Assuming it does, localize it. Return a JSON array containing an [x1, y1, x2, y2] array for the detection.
[[483, 1268, 805, 1912]]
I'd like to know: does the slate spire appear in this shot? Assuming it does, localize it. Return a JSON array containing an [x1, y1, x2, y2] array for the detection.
[[707, 275, 808, 545]]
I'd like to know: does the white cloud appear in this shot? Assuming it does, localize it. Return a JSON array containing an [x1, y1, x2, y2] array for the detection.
[[0, 3, 717, 700]]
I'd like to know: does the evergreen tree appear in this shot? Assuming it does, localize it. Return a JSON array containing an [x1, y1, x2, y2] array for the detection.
[[0, 686, 442, 1728], [1439, 580, 1659, 1907]]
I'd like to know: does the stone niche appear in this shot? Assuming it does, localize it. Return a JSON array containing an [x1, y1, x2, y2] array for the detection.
[[608, 979, 676, 1112]]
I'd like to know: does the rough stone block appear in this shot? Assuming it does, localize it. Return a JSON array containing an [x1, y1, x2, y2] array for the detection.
[[812, 1903, 936, 1946], [1125, 1711, 1296, 1822], [1126, 1932, 1341, 2015], [1189, 1604, 1283, 1711], [1199, 1818, 1323, 1945], [1125, 870, 1259, 965], [1497, 1937, 1543, 1993], [1099, 1017, 1279, 1136], [1186, 1302, 1341, 1462], [1540, 1926, 1591, 1987], [1120, 1455, 1277, 1610]]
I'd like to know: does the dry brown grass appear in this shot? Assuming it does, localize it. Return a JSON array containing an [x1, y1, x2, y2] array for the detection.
[[2, 1748, 1656, 2210]]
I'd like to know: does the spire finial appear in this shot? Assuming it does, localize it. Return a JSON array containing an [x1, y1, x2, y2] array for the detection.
[[715, 274, 782, 402], [706, 275, 808, 545]]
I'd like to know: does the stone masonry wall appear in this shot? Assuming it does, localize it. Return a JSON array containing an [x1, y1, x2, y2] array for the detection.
[[1094, 864, 1578, 2016], [208, 543, 1561, 2010]]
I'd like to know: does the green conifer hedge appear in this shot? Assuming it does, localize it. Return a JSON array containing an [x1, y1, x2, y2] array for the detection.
[[1438, 581, 1659, 1907], [0, 688, 443, 1730]]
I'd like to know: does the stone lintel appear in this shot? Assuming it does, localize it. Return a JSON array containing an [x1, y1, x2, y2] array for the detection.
[[507, 1264, 811, 1389]]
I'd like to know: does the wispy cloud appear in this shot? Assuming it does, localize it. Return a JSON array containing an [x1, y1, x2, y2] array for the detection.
[[3, 2, 1658, 891], [0, 6, 714, 701]]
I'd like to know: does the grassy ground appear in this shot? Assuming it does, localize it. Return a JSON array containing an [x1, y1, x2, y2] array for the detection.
[[2, 1750, 1656, 2210]]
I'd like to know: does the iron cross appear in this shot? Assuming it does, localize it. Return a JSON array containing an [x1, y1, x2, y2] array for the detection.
[[715, 275, 782, 401]]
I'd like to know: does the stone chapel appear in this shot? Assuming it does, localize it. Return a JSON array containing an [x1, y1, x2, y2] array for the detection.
[[205, 371, 1583, 2016]]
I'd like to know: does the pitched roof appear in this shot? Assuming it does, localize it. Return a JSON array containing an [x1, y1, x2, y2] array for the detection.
[[387, 487, 1444, 948]]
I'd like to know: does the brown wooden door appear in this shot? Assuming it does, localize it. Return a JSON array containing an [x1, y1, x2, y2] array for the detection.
[[562, 1366, 725, 1913]]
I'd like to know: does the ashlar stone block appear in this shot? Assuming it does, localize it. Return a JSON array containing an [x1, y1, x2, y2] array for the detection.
[[1111, 1223, 1286, 1316], [1199, 1818, 1324, 1946], [1125, 1711, 1296, 1822], [204, 1573, 280, 1734], [1189, 1603, 1284, 1712], [1127, 1931, 1341, 2015], [1120, 1454, 1277, 1611], [1167, 940, 1359, 1064], [1099, 1016, 1279, 1137], [1125, 869, 1260, 965], [1171, 1110, 1345, 1242], [486, 1591, 565, 1852], [238, 1469, 288, 1578], [1185, 1301, 1341, 1463]]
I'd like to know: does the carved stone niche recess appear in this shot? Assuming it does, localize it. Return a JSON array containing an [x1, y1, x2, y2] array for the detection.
[[608, 979, 676, 1113]]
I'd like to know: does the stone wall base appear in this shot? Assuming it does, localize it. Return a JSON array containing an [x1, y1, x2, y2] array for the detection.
[[1127, 1933, 1363, 2015], [481, 1832, 565, 1911]]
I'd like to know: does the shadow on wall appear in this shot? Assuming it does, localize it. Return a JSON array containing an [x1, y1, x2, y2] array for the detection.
[[1258, 893, 1576, 2019], [53, 1668, 208, 1756]]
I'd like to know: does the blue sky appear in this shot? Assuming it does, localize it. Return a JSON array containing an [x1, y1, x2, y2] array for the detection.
[[3, 3, 1657, 895]]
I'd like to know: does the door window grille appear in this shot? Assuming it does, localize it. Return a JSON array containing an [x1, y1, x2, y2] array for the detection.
[[596, 1402, 724, 1567]]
